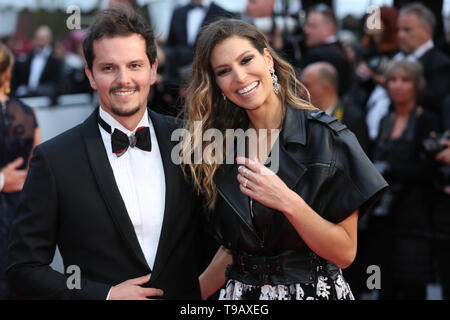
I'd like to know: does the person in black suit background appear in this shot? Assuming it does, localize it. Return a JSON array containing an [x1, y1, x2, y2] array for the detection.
[[11, 25, 62, 103], [295, 4, 351, 97], [430, 97, 450, 300], [300, 62, 370, 153], [7, 7, 203, 300], [394, 0, 448, 53], [394, 3, 450, 116], [164, 0, 232, 88]]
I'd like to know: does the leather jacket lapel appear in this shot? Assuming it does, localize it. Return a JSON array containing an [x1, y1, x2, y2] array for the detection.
[[214, 106, 310, 237], [214, 162, 259, 238], [277, 106, 308, 189]]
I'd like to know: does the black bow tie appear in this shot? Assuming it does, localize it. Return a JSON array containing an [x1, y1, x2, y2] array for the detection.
[[187, 2, 204, 10], [98, 112, 152, 157]]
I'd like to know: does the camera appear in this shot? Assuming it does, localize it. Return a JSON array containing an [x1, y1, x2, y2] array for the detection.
[[422, 131, 450, 156]]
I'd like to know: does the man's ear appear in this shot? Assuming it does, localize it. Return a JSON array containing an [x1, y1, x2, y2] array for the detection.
[[425, 24, 433, 38], [149, 58, 159, 86], [85, 66, 97, 91]]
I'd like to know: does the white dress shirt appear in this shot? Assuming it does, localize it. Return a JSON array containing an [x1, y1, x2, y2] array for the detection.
[[393, 39, 434, 61], [98, 107, 165, 271], [366, 85, 391, 141], [28, 46, 52, 91], [186, 0, 212, 46]]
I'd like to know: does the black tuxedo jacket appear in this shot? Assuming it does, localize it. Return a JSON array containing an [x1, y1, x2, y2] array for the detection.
[[11, 50, 62, 95], [7, 108, 202, 299], [297, 42, 351, 96], [167, 2, 232, 47], [333, 99, 370, 154], [418, 47, 450, 115]]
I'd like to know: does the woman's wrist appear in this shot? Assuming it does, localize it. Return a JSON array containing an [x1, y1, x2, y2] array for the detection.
[[281, 188, 305, 218]]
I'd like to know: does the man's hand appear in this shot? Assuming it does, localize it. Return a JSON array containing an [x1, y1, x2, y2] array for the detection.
[[1, 158, 28, 193], [108, 274, 164, 300]]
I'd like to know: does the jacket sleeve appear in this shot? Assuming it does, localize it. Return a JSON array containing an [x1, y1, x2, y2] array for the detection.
[[6, 145, 111, 300], [321, 129, 389, 224]]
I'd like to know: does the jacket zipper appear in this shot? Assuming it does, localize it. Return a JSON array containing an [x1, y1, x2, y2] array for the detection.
[[217, 188, 264, 248], [306, 162, 331, 168]]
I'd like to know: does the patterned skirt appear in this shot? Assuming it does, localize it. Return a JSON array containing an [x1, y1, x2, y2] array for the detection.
[[219, 269, 354, 300]]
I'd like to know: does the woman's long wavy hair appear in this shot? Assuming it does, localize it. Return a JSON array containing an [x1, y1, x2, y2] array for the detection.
[[0, 43, 14, 88], [182, 18, 315, 210]]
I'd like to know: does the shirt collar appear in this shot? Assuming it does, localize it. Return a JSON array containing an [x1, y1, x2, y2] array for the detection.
[[35, 45, 52, 57], [190, 0, 211, 9], [324, 104, 336, 116], [200, 0, 212, 8], [411, 39, 434, 59], [99, 106, 149, 135], [324, 35, 338, 44]]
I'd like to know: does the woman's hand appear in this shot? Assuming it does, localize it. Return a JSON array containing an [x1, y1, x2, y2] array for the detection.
[[236, 156, 358, 268], [236, 156, 293, 212], [1, 157, 28, 193]]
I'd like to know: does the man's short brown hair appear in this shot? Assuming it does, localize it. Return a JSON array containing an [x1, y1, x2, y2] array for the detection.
[[83, 6, 156, 71]]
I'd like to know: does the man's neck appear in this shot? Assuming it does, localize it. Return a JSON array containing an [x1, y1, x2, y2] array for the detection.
[[411, 39, 433, 59], [320, 93, 338, 114]]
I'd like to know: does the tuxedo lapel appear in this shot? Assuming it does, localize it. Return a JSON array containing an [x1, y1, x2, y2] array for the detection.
[[180, 6, 189, 45], [146, 111, 183, 282], [81, 108, 149, 271]]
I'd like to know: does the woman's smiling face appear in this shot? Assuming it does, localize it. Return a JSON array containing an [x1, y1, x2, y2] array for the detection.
[[210, 36, 278, 112]]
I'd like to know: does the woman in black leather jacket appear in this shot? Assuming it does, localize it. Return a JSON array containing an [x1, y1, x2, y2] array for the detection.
[[181, 19, 388, 300]]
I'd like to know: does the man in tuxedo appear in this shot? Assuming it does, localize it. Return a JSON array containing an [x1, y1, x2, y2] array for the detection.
[[165, 0, 231, 83], [7, 7, 203, 300], [300, 62, 370, 153], [296, 4, 351, 97], [395, 2, 450, 116], [12, 25, 62, 102]]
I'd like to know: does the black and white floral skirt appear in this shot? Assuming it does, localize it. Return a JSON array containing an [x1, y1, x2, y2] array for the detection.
[[219, 270, 354, 300]]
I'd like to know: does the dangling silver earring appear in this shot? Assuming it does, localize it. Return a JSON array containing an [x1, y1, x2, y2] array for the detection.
[[222, 92, 226, 101], [270, 67, 280, 95]]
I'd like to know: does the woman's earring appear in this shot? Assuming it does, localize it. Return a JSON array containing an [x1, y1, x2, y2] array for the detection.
[[222, 92, 226, 101], [270, 67, 280, 95]]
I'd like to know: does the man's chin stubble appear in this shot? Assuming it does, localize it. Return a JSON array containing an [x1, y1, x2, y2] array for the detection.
[[111, 105, 142, 117]]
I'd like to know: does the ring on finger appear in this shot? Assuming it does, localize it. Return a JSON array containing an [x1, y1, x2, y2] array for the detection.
[[242, 167, 249, 177]]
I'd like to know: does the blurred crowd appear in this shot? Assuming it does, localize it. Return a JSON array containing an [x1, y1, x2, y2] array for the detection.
[[1, 0, 450, 300]]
